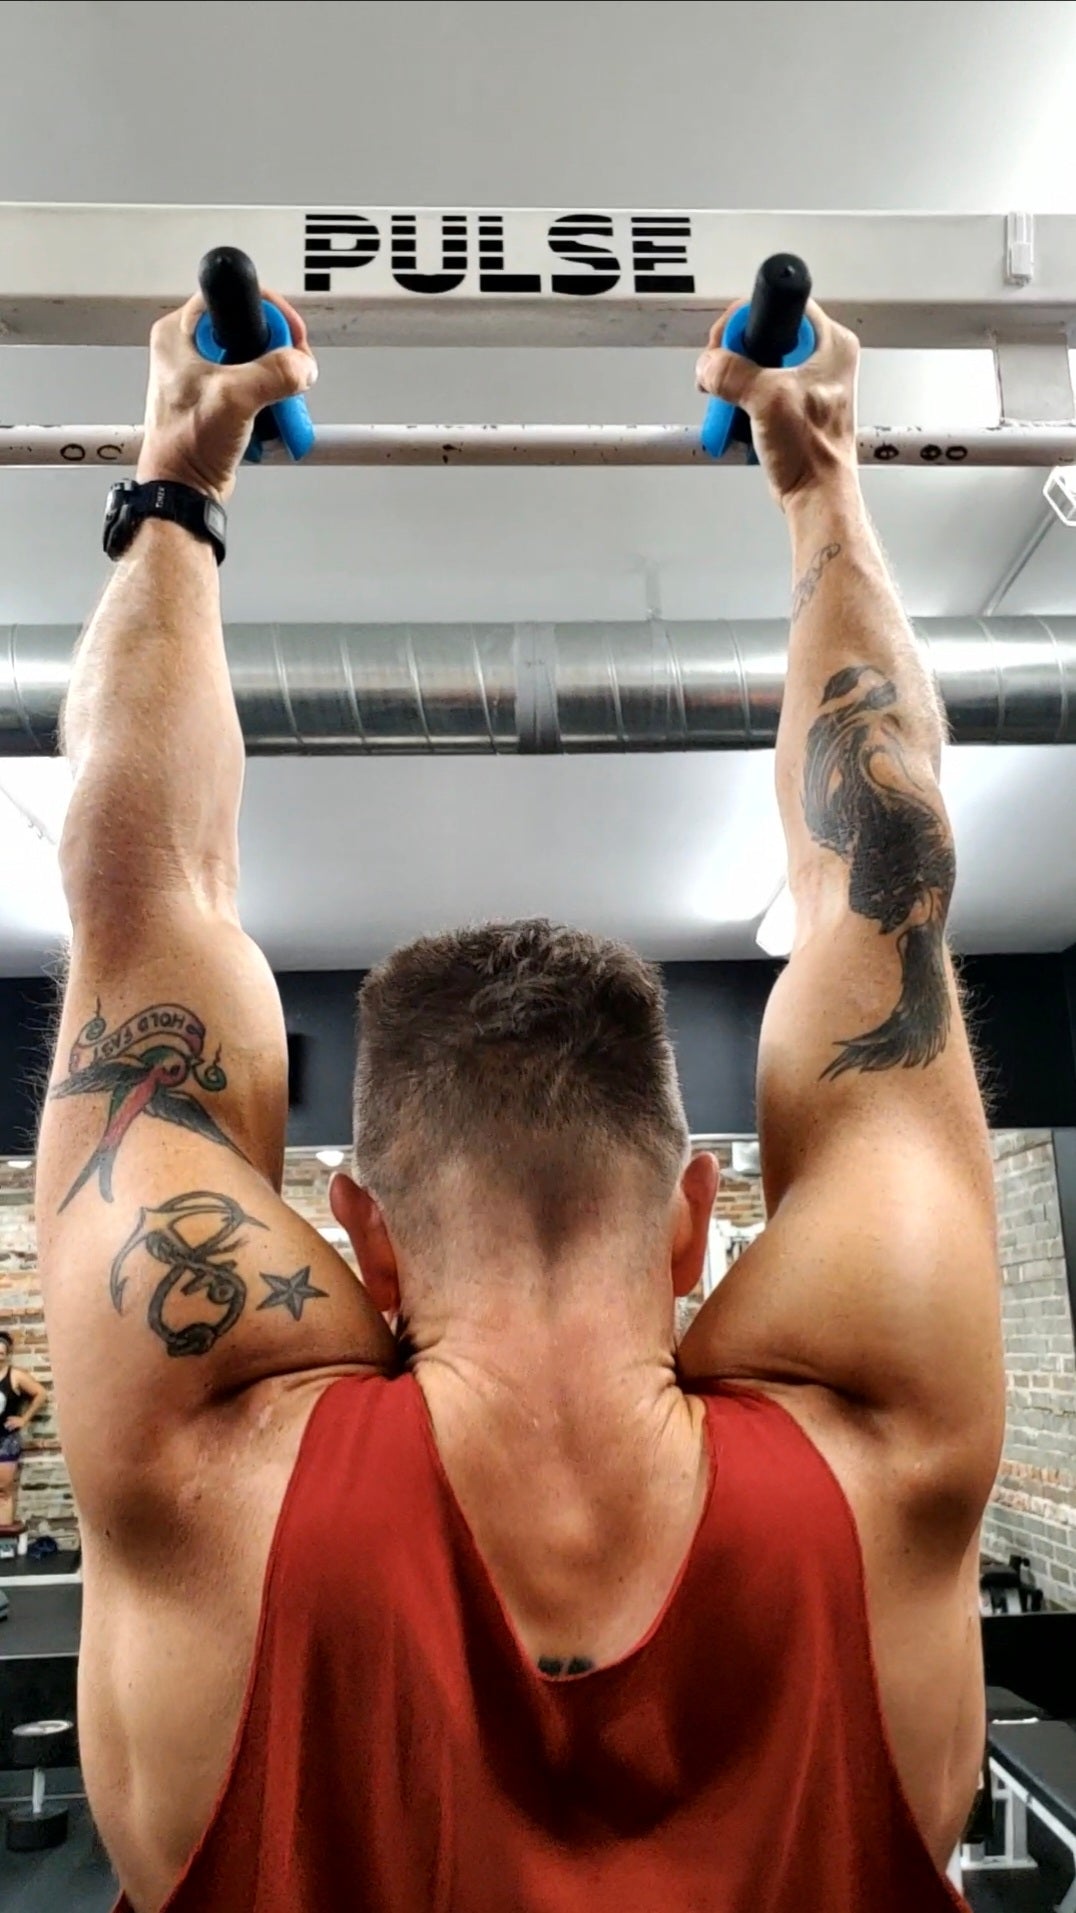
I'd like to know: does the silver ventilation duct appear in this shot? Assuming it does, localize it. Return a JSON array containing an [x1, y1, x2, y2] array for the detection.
[[1, 617, 1075, 755]]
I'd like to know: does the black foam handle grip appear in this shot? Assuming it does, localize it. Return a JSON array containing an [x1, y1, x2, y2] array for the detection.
[[741, 254, 812, 367], [198, 246, 271, 362]]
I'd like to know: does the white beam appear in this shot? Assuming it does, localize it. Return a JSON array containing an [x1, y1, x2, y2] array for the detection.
[[1, 423, 1074, 468], [994, 340, 1076, 422], [1, 205, 1076, 349]]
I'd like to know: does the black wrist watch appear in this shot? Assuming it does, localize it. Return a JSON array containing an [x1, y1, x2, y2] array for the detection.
[[102, 479, 228, 565]]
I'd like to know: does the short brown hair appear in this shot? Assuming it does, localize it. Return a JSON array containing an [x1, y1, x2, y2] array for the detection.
[[354, 920, 688, 1255]]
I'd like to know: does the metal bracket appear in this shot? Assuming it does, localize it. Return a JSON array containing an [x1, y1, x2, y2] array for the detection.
[[1044, 468, 1076, 528], [961, 1763, 1038, 1875], [1006, 211, 1035, 286], [994, 338, 1076, 424]]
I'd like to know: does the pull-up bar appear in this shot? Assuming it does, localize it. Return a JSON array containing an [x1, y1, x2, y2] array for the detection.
[[2, 423, 1074, 469], [3, 210, 1074, 473]]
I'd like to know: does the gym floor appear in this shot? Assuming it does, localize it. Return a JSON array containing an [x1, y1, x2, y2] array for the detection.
[[966, 1838, 1073, 1912], [0, 1805, 1070, 1913], [0, 1801, 113, 1913]]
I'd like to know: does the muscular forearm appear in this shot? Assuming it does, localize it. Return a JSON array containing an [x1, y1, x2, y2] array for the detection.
[[60, 521, 243, 919], [59, 293, 312, 932], [778, 474, 951, 913]]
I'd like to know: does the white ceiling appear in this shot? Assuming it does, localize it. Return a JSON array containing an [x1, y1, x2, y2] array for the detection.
[[1, 0, 1076, 973]]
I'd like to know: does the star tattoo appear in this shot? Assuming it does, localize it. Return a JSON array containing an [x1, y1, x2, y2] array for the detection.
[[257, 1266, 329, 1323]]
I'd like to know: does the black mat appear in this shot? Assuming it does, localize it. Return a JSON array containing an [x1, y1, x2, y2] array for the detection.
[[0, 1588, 81, 1762], [0, 1554, 81, 1585], [991, 1719, 1076, 1839], [966, 1864, 1068, 1913], [0, 1586, 82, 1663]]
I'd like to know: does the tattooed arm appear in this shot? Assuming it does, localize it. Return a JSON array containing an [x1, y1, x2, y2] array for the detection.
[[684, 306, 1003, 1500], [36, 296, 393, 1535]]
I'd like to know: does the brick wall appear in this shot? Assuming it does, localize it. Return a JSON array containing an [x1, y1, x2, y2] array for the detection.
[[0, 1158, 73, 1541], [982, 1130, 1076, 1610], [709, 1141, 766, 1233], [676, 1139, 765, 1336]]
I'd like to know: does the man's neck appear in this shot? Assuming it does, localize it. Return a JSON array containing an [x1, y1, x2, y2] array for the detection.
[[405, 1256, 706, 1677], [403, 1246, 682, 1455]]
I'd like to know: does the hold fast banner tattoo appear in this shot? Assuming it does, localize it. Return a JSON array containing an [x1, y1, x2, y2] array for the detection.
[[67, 1003, 218, 1075], [51, 1001, 245, 1210]]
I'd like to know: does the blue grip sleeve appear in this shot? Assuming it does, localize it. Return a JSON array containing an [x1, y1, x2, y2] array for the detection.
[[194, 300, 315, 464], [700, 307, 816, 462]]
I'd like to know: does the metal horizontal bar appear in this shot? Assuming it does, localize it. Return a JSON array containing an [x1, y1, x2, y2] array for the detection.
[[3, 618, 1076, 756], [2, 204, 1076, 349], [2, 424, 1075, 469]]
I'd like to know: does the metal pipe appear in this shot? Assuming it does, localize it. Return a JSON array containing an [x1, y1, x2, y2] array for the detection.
[[3, 618, 1076, 756], [1, 424, 1076, 469]]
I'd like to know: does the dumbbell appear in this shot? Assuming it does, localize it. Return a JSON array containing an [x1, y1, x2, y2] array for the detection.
[[5, 1718, 77, 1851], [195, 246, 316, 464], [701, 253, 815, 462]]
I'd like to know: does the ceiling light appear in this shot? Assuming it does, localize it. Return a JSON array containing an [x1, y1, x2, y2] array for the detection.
[[688, 760, 787, 924], [756, 883, 795, 958], [0, 784, 69, 938], [0, 760, 73, 842], [698, 857, 788, 924], [316, 1148, 345, 1169], [6, 1159, 31, 1169], [1043, 466, 1076, 528]]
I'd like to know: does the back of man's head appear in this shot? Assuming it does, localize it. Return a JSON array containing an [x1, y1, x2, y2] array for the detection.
[[353, 920, 689, 1261]]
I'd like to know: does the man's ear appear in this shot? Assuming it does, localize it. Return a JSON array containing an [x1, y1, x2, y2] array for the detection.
[[329, 1173, 401, 1317], [671, 1152, 719, 1298]]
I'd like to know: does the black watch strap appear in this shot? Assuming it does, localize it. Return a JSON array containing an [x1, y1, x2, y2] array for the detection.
[[103, 479, 228, 565]]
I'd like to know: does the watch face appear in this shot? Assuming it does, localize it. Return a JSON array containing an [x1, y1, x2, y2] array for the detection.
[[102, 480, 137, 558]]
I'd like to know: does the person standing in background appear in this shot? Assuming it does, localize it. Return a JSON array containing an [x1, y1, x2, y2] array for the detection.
[[0, 1329, 48, 1526]]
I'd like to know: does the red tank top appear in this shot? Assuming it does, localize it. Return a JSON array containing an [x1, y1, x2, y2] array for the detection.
[[117, 1374, 968, 1912]]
